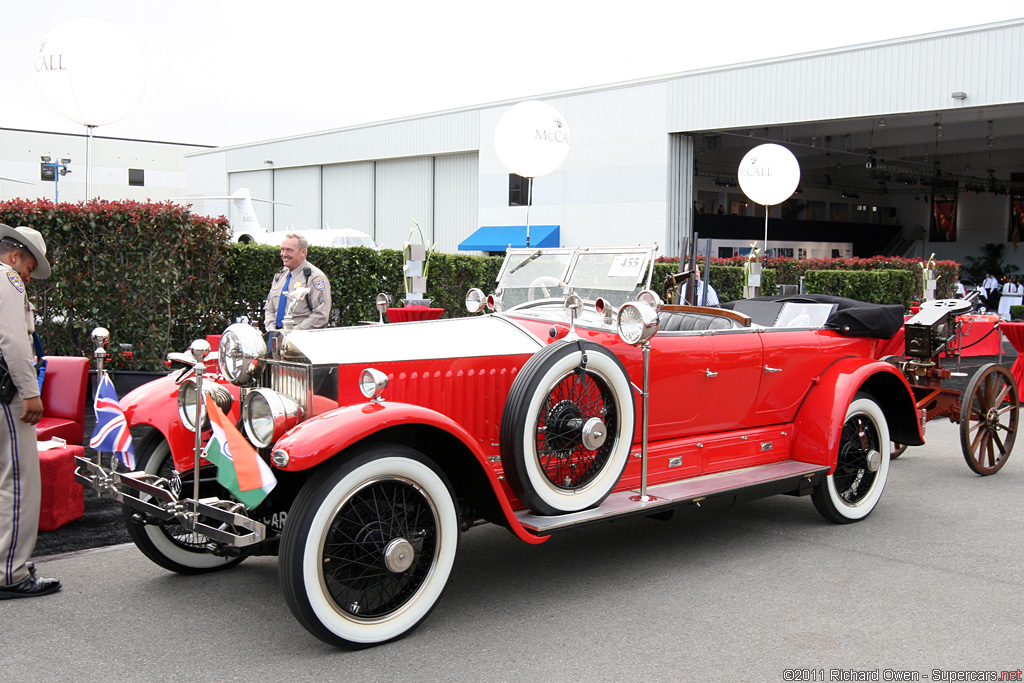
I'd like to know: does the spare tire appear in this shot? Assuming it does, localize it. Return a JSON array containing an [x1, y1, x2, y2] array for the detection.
[[500, 340, 635, 515]]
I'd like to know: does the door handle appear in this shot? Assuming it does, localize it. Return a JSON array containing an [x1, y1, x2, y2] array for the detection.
[[705, 368, 718, 378], [764, 366, 782, 373]]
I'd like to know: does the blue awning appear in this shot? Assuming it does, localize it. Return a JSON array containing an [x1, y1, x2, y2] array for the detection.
[[458, 225, 560, 252]]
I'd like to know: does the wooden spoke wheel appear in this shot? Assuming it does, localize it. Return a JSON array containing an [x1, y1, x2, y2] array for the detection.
[[890, 442, 909, 459], [959, 363, 1018, 476]]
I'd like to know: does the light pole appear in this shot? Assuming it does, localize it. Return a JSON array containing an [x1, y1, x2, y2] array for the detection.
[[40, 155, 71, 203]]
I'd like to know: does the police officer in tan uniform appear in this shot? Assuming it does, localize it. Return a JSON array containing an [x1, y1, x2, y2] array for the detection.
[[0, 224, 60, 599], [263, 233, 331, 331]]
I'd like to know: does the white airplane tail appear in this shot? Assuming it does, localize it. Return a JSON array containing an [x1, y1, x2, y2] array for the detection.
[[174, 188, 288, 243]]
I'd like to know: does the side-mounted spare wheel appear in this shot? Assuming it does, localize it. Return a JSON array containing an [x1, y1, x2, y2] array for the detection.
[[501, 340, 636, 516]]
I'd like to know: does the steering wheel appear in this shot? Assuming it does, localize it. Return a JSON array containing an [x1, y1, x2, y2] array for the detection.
[[528, 276, 561, 301]]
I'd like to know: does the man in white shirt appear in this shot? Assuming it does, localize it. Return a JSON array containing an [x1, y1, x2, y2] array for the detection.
[[982, 273, 1000, 310], [681, 267, 719, 306]]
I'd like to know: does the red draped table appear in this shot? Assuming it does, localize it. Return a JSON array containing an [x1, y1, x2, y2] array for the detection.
[[386, 306, 444, 323], [999, 321, 1024, 388]]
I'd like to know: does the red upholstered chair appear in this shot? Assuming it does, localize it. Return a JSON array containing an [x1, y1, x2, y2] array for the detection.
[[35, 356, 90, 446]]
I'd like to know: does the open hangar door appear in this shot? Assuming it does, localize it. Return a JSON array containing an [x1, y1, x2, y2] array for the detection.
[[687, 104, 1024, 261]]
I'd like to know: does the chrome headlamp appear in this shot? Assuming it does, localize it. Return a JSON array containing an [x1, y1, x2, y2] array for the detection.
[[359, 368, 389, 401], [637, 289, 663, 307], [177, 379, 234, 432], [465, 288, 486, 314], [617, 302, 660, 346], [218, 323, 267, 386], [243, 388, 302, 448]]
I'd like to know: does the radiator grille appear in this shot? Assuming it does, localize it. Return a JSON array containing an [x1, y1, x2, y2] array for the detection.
[[265, 362, 310, 413]]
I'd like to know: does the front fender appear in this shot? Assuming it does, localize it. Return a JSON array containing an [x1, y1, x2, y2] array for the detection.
[[273, 401, 549, 546], [122, 373, 240, 472], [791, 357, 922, 470]]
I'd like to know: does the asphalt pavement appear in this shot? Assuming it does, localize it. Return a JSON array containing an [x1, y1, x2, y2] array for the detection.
[[4, 418, 1022, 682]]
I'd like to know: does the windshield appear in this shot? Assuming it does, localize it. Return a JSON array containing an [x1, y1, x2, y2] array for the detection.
[[495, 246, 656, 309]]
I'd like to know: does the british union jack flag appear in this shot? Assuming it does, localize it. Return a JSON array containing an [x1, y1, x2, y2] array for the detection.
[[89, 370, 136, 469]]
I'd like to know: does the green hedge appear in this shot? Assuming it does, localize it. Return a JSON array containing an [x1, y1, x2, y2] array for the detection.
[[804, 270, 917, 308], [1, 198, 230, 371], [651, 263, 774, 303], [660, 255, 960, 299], [224, 243, 502, 327]]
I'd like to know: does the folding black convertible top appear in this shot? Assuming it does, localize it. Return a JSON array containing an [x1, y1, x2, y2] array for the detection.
[[721, 294, 905, 339]]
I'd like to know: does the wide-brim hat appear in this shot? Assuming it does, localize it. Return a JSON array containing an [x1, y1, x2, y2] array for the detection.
[[0, 223, 50, 279]]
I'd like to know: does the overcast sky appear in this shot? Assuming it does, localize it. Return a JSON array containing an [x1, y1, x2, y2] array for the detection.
[[2, 1, 1022, 148]]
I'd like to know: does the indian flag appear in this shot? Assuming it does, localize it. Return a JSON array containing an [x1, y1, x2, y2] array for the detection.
[[203, 394, 277, 509]]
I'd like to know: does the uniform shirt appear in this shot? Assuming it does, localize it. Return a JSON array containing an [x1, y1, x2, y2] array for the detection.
[[0, 262, 39, 399], [982, 276, 1000, 292], [263, 260, 332, 330]]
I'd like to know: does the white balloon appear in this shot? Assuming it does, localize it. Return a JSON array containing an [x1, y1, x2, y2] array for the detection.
[[737, 143, 801, 206], [493, 100, 572, 178], [35, 17, 145, 127]]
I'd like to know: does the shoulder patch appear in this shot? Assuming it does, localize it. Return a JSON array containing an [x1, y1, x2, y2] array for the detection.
[[7, 271, 24, 294], [313, 277, 326, 291]]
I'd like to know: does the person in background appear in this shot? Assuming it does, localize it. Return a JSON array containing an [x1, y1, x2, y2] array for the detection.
[[681, 265, 719, 306], [0, 224, 60, 599], [954, 277, 967, 298], [982, 272, 1000, 310], [264, 233, 331, 331]]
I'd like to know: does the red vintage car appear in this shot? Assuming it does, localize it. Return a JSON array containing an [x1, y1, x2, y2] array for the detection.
[[77, 245, 922, 648]]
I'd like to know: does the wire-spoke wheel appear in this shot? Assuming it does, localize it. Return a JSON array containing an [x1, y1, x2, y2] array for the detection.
[[959, 363, 1018, 475], [812, 396, 890, 524], [501, 340, 634, 516], [280, 445, 459, 648], [123, 430, 244, 574]]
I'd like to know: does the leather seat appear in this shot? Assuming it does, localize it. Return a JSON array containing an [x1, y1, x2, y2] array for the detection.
[[35, 356, 90, 445], [659, 312, 735, 333]]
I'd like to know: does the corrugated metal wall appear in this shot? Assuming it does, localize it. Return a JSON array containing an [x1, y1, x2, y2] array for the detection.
[[274, 166, 321, 230], [229, 170, 274, 230], [375, 157, 434, 250], [433, 153, 478, 253], [667, 21, 1024, 132], [322, 162, 374, 234], [218, 110, 480, 172]]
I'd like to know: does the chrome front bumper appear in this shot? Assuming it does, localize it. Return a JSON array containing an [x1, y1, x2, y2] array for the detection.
[[74, 455, 268, 548]]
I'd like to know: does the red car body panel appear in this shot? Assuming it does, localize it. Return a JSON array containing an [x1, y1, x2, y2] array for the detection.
[[121, 302, 921, 539]]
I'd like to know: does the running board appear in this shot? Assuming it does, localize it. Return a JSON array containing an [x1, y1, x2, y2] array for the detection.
[[515, 460, 828, 534]]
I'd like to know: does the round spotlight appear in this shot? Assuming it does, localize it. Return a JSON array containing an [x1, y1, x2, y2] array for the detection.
[[177, 378, 234, 432], [218, 323, 267, 386], [359, 368, 389, 400], [465, 288, 486, 313], [637, 289, 662, 307], [617, 302, 660, 346]]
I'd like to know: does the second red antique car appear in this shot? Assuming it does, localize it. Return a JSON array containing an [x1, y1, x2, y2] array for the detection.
[[77, 245, 922, 648]]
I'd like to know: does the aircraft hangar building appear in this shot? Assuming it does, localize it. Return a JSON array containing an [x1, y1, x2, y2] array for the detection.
[[185, 19, 1024, 264]]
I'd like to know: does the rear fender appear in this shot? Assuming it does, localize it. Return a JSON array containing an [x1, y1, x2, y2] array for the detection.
[[273, 401, 548, 545], [791, 358, 922, 470]]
